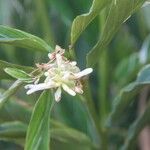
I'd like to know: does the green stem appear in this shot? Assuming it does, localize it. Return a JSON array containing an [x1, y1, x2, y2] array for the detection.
[[98, 50, 109, 122], [97, 8, 110, 150], [82, 81, 107, 149], [34, 0, 55, 47]]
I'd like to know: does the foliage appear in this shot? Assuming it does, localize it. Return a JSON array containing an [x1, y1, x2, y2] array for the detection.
[[0, 0, 150, 150]]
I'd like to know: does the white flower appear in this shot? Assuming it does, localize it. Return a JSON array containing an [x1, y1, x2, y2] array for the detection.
[[25, 45, 93, 102]]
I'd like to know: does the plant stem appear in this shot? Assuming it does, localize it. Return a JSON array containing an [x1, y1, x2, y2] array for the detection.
[[82, 81, 108, 149], [96, 8, 110, 150], [34, 0, 55, 47], [98, 49, 109, 122]]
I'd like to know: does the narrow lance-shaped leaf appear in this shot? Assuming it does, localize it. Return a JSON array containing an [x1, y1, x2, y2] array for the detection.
[[25, 90, 54, 150], [0, 90, 31, 123], [0, 121, 27, 138], [87, 0, 147, 66], [121, 100, 150, 150], [4, 67, 33, 83], [0, 121, 27, 147], [107, 64, 150, 125], [51, 128, 95, 148], [71, 0, 110, 46], [0, 25, 52, 52], [0, 60, 33, 80], [114, 53, 141, 86], [50, 119, 94, 148], [0, 80, 23, 109], [114, 34, 150, 86], [0, 120, 95, 150]]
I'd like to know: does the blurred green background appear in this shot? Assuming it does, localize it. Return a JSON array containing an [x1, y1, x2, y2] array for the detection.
[[0, 0, 150, 149]]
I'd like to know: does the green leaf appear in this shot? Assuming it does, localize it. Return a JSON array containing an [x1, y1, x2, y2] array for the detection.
[[0, 120, 95, 150], [0, 25, 52, 52], [87, 0, 147, 66], [0, 80, 23, 109], [114, 53, 141, 86], [50, 120, 95, 149], [107, 64, 150, 125], [121, 100, 150, 150], [136, 66, 150, 83], [4, 67, 33, 82], [0, 102, 31, 124], [25, 90, 53, 150], [0, 121, 27, 138], [0, 91, 31, 123], [71, 0, 110, 46], [0, 121, 27, 147], [114, 34, 150, 86], [51, 128, 95, 149], [0, 60, 33, 80], [50, 119, 97, 150]]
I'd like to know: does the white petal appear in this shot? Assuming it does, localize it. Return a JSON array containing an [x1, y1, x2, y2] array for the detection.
[[55, 45, 65, 54], [56, 54, 63, 67], [26, 82, 55, 95], [62, 84, 76, 96], [70, 61, 77, 66], [74, 68, 93, 78], [44, 71, 49, 76], [55, 45, 62, 51], [48, 53, 53, 60], [24, 84, 35, 89], [62, 71, 70, 79], [55, 87, 62, 102], [34, 78, 40, 84]]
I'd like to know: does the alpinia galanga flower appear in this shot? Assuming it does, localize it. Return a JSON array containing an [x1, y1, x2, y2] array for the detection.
[[25, 45, 93, 102]]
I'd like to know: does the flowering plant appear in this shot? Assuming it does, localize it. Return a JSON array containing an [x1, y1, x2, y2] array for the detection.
[[0, 0, 150, 150], [25, 45, 93, 101]]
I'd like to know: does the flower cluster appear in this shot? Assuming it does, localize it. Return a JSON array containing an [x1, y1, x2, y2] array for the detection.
[[25, 45, 93, 102]]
